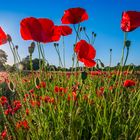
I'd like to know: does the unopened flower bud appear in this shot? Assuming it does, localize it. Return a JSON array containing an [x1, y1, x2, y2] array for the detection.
[[83, 27, 86, 31], [79, 26, 83, 32], [94, 33, 97, 37], [54, 43, 57, 47], [7, 34, 12, 42], [125, 40, 131, 48], [28, 46, 35, 54], [31, 42, 35, 48], [15, 45, 18, 50]]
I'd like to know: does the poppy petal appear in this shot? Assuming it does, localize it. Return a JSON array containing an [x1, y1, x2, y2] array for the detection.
[[61, 7, 88, 24], [59, 25, 72, 36], [121, 11, 140, 32], [20, 17, 43, 42], [0, 27, 7, 45]]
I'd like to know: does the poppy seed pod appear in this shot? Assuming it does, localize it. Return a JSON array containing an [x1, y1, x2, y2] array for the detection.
[[31, 42, 35, 48], [7, 34, 12, 42], [110, 49, 112, 52], [125, 40, 131, 47], [28, 46, 35, 54]]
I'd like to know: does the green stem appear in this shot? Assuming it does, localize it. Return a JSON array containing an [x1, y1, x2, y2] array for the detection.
[[120, 32, 127, 66], [84, 30, 90, 43], [62, 36, 65, 68], [109, 51, 112, 67], [8, 42, 16, 65], [124, 47, 129, 66], [30, 54, 33, 71], [54, 46, 63, 67], [72, 24, 80, 70]]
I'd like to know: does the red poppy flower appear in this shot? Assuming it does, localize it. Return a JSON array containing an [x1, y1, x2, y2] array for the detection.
[[0, 27, 7, 45], [38, 19, 61, 42], [75, 40, 96, 67], [20, 17, 61, 43], [121, 11, 140, 32], [123, 79, 135, 87], [61, 7, 88, 24], [58, 25, 72, 36], [1, 130, 7, 139]]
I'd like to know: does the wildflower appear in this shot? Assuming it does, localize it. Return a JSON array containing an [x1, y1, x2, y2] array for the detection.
[[0, 27, 7, 45], [121, 11, 140, 32], [1, 130, 7, 139], [58, 25, 72, 36], [26, 108, 29, 115], [0, 96, 8, 106], [61, 7, 88, 24], [123, 79, 135, 87], [75, 40, 96, 67], [20, 17, 61, 43]]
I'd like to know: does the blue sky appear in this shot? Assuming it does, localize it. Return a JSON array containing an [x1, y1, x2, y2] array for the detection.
[[0, 0, 140, 67]]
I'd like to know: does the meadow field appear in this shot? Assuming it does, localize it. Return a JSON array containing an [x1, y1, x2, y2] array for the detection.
[[0, 6, 140, 140]]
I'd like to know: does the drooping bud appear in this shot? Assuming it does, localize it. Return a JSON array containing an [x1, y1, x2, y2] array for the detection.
[[7, 34, 12, 42], [15, 45, 18, 50]]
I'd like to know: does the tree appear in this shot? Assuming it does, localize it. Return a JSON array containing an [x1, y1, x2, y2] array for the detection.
[[0, 49, 8, 71]]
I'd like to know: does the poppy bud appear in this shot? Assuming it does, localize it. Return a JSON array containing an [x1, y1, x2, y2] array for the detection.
[[7, 34, 12, 42], [94, 33, 97, 37], [83, 27, 86, 31], [81, 71, 88, 81], [15, 45, 18, 50], [31, 42, 35, 47], [125, 40, 131, 47], [79, 26, 83, 32], [28, 46, 35, 54], [54, 43, 57, 47]]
